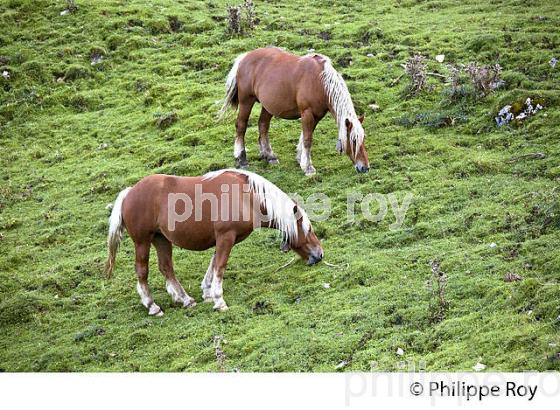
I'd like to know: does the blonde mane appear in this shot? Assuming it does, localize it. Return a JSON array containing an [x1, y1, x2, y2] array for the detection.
[[203, 169, 310, 243], [315, 54, 365, 156]]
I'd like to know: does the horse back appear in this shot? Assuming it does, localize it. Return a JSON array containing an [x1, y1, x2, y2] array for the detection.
[[122, 174, 255, 251], [238, 48, 328, 117]]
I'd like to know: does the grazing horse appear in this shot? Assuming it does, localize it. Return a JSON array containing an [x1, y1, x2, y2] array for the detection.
[[219, 47, 370, 176], [104, 169, 323, 316]]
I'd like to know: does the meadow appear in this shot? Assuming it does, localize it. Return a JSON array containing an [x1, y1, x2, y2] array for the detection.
[[0, 0, 559, 371]]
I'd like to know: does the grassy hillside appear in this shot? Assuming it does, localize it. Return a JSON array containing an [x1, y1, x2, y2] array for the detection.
[[1, 0, 559, 371]]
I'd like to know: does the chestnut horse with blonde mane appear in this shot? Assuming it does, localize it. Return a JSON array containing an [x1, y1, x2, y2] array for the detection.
[[104, 169, 323, 316], [219, 47, 370, 176]]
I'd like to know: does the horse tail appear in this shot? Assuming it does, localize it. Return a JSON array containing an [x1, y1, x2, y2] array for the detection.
[[104, 187, 131, 278], [217, 52, 247, 120]]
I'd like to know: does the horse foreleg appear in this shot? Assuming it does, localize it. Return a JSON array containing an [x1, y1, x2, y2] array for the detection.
[[299, 109, 317, 176], [201, 253, 215, 302], [296, 132, 304, 163], [211, 233, 235, 312], [258, 107, 278, 164], [234, 97, 255, 169], [153, 235, 196, 309], [134, 241, 163, 316]]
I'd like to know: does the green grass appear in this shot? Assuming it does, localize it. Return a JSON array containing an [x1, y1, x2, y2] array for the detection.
[[1, 0, 559, 371]]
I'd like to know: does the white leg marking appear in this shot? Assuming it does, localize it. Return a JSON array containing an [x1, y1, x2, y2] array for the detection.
[[166, 280, 196, 307], [137, 281, 163, 316], [296, 132, 303, 162], [299, 145, 316, 176], [201, 255, 215, 302], [211, 271, 228, 312], [234, 139, 244, 158], [166, 280, 181, 303], [137, 281, 152, 308]]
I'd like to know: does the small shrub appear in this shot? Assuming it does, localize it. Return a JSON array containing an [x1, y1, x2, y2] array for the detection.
[[226, 1, 257, 35], [243, 0, 256, 30], [226, 5, 242, 34], [464, 63, 503, 96], [428, 259, 449, 323], [214, 335, 226, 372], [65, 0, 78, 13], [404, 54, 427, 95]]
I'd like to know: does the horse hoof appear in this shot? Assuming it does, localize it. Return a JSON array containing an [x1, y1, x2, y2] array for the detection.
[[236, 162, 249, 170], [304, 167, 316, 176], [214, 304, 229, 312], [203, 297, 213, 303], [183, 299, 197, 308], [148, 304, 163, 316], [268, 157, 279, 164]]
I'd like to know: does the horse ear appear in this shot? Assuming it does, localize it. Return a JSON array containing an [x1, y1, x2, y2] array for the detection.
[[358, 114, 365, 124], [345, 118, 352, 130]]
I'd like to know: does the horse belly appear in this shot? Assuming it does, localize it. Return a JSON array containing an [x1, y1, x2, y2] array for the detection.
[[257, 84, 300, 119], [159, 218, 215, 251]]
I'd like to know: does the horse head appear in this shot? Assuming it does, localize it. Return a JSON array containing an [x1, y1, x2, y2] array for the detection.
[[281, 204, 323, 265], [336, 114, 369, 173]]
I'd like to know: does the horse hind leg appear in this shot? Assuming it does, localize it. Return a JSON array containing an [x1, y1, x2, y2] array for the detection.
[[134, 241, 163, 316], [153, 234, 196, 308], [233, 96, 256, 169], [258, 107, 278, 164]]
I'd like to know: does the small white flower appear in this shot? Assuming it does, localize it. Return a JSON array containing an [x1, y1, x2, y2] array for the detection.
[[60, 9, 70, 16], [323, 283, 331, 289], [2, 70, 9, 79], [473, 362, 486, 372], [489, 242, 497, 248], [435, 54, 445, 63], [366, 53, 374, 58], [396, 347, 404, 356]]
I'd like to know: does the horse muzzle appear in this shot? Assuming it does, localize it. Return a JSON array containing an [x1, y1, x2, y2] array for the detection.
[[307, 251, 324, 265], [355, 162, 369, 173]]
